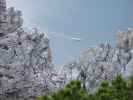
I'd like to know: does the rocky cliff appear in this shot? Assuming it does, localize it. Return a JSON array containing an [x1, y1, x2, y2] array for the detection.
[[60, 29, 133, 92], [1, 1, 133, 100], [0, 7, 58, 100]]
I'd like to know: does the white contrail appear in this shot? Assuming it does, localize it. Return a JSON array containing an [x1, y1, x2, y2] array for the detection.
[[71, 37, 81, 41], [49, 32, 82, 41]]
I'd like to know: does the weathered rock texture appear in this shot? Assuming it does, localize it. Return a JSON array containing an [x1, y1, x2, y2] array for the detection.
[[1, 0, 133, 99], [0, 28, 54, 100], [0, 1, 58, 100], [60, 29, 133, 92]]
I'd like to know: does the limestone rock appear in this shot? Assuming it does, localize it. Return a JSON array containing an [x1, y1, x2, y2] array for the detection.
[[0, 3, 57, 99], [60, 43, 133, 92], [116, 28, 133, 51], [0, 7, 23, 34], [0, 26, 56, 99], [123, 58, 133, 78], [1, 0, 133, 99]]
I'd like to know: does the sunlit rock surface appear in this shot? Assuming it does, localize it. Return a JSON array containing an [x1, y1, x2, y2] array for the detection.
[[1, 0, 133, 99], [60, 29, 133, 92], [0, 3, 57, 99]]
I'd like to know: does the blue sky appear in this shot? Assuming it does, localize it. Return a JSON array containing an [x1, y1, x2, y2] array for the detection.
[[8, 0, 133, 65]]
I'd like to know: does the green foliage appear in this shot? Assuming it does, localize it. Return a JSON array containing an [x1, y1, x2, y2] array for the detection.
[[127, 76, 133, 100], [111, 74, 128, 100], [95, 80, 113, 100], [37, 75, 133, 100]]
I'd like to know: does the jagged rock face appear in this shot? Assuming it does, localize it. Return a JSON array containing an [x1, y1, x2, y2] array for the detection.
[[123, 58, 133, 78], [0, 1, 58, 98], [0, 27, 54, 99], [0, 0, 6, 14], [116, 29, 133, 51], [0, 1, 133, 99], [0, 7, 23, 34], [0, 3, 64, 99], [60, 43, 132, 92]]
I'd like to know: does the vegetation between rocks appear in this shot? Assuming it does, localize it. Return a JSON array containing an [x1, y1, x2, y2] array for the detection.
[[37, 75, 133, 100]]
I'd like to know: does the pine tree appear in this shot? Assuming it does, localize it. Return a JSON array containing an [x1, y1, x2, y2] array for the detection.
[[111, 74, 128, 100], [127, 76, 133, 100], [37, 80, 89, 100], [37, 75, 133, 100], [95, 80, 113, 100]]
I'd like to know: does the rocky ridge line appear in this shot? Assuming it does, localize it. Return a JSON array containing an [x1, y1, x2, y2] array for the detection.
[[60, 29, 133, 92]]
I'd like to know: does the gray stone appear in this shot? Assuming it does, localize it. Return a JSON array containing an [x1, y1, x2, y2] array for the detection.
[[0, 2, 56, 99], [1, 0, 133, 99], [60, 41, 133, 92]]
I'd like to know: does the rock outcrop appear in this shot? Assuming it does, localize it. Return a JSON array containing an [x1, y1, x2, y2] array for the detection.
[[0, 1, 58, 100], [0, 28, 54, 100], [1, 0, 133, 99], [60, 29, 133, 92]]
